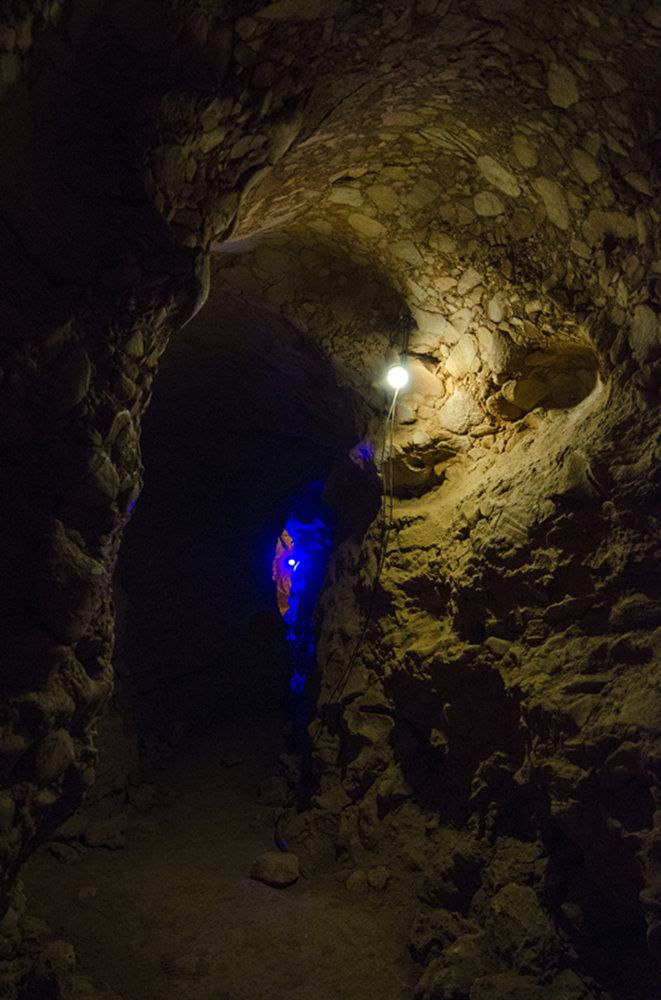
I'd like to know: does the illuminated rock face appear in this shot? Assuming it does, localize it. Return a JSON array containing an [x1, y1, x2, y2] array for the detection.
[[0, 0, 660, 995]]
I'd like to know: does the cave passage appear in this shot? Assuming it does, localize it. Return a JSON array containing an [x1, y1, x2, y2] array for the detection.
[[1, 1, 661, 998], [275, 481, 336, 725]]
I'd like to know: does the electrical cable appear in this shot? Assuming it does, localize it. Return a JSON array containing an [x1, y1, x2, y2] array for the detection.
[[310, 354, 408, 749]]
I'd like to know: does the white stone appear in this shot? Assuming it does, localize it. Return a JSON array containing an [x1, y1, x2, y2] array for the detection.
[[532, 178, 570, 230], [406, 278, 426, 301], [446, 336, 479, 379], [407, 358, 444, 397], [474, 191, 505, 217], [476, 156, 521, 197], [348, 214, 385, 238], [329, 186, 363, 206], [644, 5, 661, 28], [571, 148, 601, 184], [547, 63, 579, 107], [456, 268, 483, 296], [476, 327, 493, 356], [410, 306, 454, 338], [412, 429, 431, 445], [487, 292, 508, 324], [437, 390, 483, 434], [449, 308, 473, 337], [629, 304, 660, 363], [390, 241, 425, 266], [396, 402, 416, 424], [512, 134, 537, 169], [434, 276, 457, 293]]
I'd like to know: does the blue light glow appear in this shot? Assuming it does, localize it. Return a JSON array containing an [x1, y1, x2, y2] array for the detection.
[[275, 482, 335, 721]]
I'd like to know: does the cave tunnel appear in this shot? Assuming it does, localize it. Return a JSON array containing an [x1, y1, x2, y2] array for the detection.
[[1, 1, 661, 998]]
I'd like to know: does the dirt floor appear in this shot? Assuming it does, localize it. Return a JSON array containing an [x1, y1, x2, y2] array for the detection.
[[22, 717, 420, 1000]]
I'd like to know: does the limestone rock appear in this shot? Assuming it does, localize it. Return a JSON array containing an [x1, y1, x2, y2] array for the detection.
[[501, 378, 549, 411], [390, 240, 425, 266], [512, 134, 537, 169], [532, 178, 569, 230], [446, 336, 479, 379], [250, 851, 299, 888], [367, 184, 400, 214], [476, 156, 521, 197], [329, 186, 363, 206], [407, 357, 444, 397], [582, 210, 637, 245], [437, 390, 483, 434], [457, 268, 483, 296], [348, 214, 385, 238], [474, 191, 505, 217], [571, 148, 601, 184], [489, 330, 525, 374], [547, 63, 579, 107], [486, 394, 524, 421], [487, 292, 508, 324]]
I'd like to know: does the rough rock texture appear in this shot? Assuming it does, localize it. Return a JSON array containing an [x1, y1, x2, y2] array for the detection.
[[0, 0, 659, 997], [250, 850, 299, 888]]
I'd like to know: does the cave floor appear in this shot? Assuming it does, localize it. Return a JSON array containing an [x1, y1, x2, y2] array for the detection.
[[22, 716, 419, 1000]]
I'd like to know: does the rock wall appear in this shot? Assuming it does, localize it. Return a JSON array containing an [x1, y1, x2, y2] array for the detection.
[[297, 365, 661, 995], [0, 0, 660, 996]]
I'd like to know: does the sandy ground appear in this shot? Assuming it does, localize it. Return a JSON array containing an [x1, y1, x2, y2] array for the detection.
[[23, 718, 419, 1000]]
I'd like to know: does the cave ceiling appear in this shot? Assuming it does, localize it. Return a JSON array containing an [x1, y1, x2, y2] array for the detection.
[[2, 1, 661, 994]]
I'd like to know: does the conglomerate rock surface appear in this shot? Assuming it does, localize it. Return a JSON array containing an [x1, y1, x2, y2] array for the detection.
[[0, 0, 660, 997]]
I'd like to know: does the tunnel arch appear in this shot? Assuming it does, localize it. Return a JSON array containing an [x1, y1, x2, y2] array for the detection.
[[0, 1, 660, 997], [114, 278, 379, 735]]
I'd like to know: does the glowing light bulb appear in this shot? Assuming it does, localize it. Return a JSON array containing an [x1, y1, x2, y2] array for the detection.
[[387, 364, 409, 389]]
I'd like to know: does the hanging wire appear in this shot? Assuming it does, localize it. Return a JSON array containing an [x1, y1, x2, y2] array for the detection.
[[310, 316, 416, 749]]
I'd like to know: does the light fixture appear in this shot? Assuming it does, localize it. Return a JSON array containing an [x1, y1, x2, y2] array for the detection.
[[387, 363, 409, 389]]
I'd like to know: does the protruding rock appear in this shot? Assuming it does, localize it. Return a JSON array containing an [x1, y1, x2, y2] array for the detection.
[[547, 62, 579, 107], [250, 851, 299, 888]]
